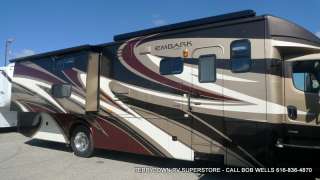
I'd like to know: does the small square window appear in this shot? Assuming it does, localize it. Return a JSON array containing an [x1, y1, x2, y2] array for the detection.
[[199, 55, 216, 83], [160, 57, 183, 75]]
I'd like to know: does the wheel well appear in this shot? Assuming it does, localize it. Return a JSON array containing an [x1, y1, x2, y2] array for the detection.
[[69, 122, 90, 141]]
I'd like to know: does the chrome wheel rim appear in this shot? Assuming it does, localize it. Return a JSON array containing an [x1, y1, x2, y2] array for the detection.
[[74, 132, 89, 152]]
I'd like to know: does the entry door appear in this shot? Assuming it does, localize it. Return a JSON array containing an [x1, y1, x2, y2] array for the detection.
[[223, 39, 267, 167], [189, 47, 225, 163], [284, 59, 320, 147]]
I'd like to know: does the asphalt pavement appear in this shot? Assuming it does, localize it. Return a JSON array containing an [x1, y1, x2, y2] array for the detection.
[[0, 132, 204, 180], [0, 132, 314, 180]]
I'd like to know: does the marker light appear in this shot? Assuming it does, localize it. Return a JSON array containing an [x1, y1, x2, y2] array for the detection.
[[183, 49, 189, 58]]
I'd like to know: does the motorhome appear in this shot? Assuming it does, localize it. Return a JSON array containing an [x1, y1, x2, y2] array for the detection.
[[10, 10, 320, 167], [0, 64, 17, 130]]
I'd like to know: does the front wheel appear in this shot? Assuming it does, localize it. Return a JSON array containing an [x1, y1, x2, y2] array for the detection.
[[70, 125, 94, 158]]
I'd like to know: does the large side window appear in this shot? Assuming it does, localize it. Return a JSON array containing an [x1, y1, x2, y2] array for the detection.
[[159, 57, 183, 75], [198, 55, 216, 82], [292, 60, 320, 93], [230, 39, 251, 73]]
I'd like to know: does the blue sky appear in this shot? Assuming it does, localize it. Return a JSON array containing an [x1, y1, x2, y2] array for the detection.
[[0, 0, 319, 66]]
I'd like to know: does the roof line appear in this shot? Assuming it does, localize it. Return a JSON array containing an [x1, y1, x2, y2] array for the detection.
[[113, 10, 256, 41], [10, 45, 95, 62]]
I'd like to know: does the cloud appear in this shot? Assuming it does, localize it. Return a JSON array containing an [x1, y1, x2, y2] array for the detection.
[[316, 31, 320, 38], [15, 49, 36, 58], [152, 19, 167, 26]]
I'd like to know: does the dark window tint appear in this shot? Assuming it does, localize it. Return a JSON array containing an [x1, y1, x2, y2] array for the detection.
[[199, 55, 216, 82], [55, 58, 74, 70], [231, 39, 251, 73], [51, 84, 72, 98], [160, 57, 183, 75], [292, 60, 320, 93]]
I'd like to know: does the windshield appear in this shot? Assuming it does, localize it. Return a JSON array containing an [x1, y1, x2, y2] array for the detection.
[[292, 60, 320, 93]]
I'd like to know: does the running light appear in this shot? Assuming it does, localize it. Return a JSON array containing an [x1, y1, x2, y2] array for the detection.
[[183, 49, 189, 58]]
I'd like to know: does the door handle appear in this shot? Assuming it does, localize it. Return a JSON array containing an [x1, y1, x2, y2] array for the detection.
[[287, 105, 297, 120], [183, 93, 193, 111], [187, 93, 192, 111]]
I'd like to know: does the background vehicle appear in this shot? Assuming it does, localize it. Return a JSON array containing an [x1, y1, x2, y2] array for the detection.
[[0, 63, 17, 130]]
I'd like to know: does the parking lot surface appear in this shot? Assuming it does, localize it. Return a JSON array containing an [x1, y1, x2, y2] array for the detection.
[[0, 132, 314, 180], [0, 132, 202, 180]]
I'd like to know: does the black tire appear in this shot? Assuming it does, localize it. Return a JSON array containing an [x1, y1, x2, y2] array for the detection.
[[70, 125, 94, 158]]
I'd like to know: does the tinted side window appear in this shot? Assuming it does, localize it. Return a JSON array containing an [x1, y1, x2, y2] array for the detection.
[[160, 57, 183, 75], [51, 84, 72, 98], [292, 60, 320, 93], [55, 57, 75, 71], [230, 39, 251, 73], [199, 55, 216, 83]]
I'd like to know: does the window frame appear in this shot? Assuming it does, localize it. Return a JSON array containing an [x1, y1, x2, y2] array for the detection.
[[230, 39, 252, 73], [159, 57, 184, 75], [198, 54, 217, 83]]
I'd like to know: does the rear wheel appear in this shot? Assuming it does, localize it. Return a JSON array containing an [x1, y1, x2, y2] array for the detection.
[[70, 125, 94, 158]]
